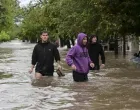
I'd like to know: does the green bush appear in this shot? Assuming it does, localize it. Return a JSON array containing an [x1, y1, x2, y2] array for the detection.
[[0, 31, 10, 42]]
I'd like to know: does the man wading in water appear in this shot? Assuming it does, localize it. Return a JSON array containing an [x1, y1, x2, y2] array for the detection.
[[66, 33, 94, 82], [29, 31, 61, 79], [87, 35, 105, 71]]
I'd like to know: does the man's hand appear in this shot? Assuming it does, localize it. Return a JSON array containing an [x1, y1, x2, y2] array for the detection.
[[71, 64, 76, 71], [56, 61, 62, 70], [100, 64, 105, 69], [90, 63, 95, 68], [29, 65, 34, 73], [57, 64, 62, 70], [29, 68, 33, 73]]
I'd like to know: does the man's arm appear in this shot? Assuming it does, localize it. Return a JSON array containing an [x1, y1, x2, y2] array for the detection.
[[66, 47, 77, 70], [53, 45, 60, 62], [99, 44, 105, 64], [65, 47, 76, 66], [29, 46, 37, 73], [32, 45, 38, 65], [53, 45, 61, 70]]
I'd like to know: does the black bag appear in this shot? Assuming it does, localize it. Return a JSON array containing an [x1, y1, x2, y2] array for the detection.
[[56, 69, 65, 77]]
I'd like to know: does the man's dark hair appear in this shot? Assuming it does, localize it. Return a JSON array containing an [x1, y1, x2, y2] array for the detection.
[[91, 35, 98, 39], [89, 35, 98, 43], [41, 31, 48, 35]]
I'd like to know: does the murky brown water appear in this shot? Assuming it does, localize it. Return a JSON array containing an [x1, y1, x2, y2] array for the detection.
[[0, 40, 140, 110]]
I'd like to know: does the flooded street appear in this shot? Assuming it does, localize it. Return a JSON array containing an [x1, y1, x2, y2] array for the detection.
[[0, 40, 140, 110]]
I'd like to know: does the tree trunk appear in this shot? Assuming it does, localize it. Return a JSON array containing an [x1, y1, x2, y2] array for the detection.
[[71, 38, 75, 46], [60, 37, 64, 47], [114, 35, 118, 55], [66, 39, 71, 49], [123, 35, 126, 55]]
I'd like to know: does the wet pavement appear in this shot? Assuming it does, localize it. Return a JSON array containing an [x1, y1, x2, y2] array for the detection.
[[0, 40, 140, 110]]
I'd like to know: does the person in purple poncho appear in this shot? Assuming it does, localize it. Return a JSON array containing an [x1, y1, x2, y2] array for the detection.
[[66, 33, 94, 82]]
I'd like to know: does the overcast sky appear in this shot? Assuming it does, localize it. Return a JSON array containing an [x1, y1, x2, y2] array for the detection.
[[18, 0, 32, 7]]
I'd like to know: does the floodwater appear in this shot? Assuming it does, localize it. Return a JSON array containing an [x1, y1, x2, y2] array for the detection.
[[0, 40, 140, 110]]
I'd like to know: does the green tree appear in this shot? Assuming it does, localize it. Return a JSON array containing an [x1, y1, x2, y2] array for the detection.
[[0, 0, 19, 41]]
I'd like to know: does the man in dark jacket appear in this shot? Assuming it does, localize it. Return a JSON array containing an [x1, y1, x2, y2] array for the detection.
[[88, 35, 105, 70], [29, 31, 61, 79]]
